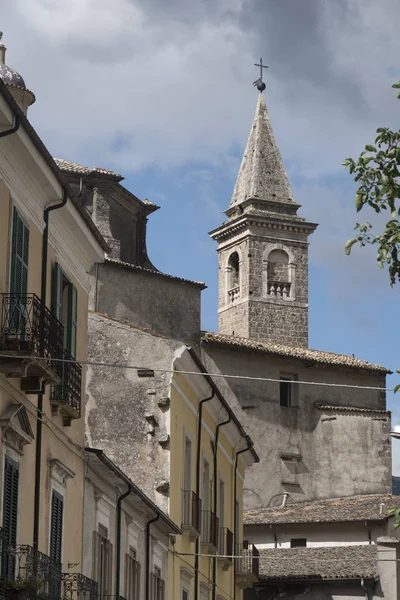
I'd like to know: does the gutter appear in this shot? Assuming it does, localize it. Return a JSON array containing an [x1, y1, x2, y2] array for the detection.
[[0, 114, 20, 137], [33, 189, 68, 550], [194, 391, 215, 600], [212, 413, 231, 600], [233, 439, 252, 600], [187, 348, 259, 463]]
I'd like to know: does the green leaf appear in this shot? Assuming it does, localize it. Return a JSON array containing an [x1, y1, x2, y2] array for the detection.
[[394, 384, 400, 394], [355, 192, 364, 212], [344, 238, 358, 255], [392, 82, 400, 89], [365, 144, 377, 152]]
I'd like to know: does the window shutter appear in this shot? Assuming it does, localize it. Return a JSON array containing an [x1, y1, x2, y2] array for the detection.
[[52, 263, 64, 323], [50, 490, 63, 564], [3, 456, 19, 547], [106, 540, 113, 595], [68, 285, 78, 359], [92, 531, 100, 583], [10, 208, 29, 295]]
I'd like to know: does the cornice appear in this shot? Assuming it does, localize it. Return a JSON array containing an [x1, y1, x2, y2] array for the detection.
[[210, 214, 317, 242]]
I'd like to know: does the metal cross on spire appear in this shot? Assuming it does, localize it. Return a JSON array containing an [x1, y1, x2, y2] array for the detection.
[[253, 57, 268, 92]]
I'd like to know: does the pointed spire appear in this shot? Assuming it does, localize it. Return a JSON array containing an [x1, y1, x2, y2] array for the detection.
[[230, 91, 295, 208]]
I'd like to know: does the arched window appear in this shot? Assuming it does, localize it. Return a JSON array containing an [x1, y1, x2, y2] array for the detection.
[[267, 249, 291, 298], [227, 252, 240, 302]]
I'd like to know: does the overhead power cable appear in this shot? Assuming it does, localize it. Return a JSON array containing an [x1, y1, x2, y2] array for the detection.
[[0, 353, 395, 392]]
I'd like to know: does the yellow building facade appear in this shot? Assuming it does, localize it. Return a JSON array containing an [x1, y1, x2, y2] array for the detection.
[[0, 58, 107, 599], [169, 350, 259, 600]]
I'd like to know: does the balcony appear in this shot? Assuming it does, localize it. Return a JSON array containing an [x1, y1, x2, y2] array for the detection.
[[235, 541, 259, 589], [227, 286, 240, 304], [200, 510, 219, 555], [1, 544, 61, 600], [51, 350, 82, 424], [0, 294, 63, 389], [217, 528, 233, 571], [181, 491, 201, 541], [267, 281, 291, 299], [62, 572, 98, 600]]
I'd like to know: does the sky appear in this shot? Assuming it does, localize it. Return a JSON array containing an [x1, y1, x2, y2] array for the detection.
[[2, 0, 400, 472]]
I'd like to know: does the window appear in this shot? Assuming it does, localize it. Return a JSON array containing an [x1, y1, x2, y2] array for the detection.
[[182, 591, 189, 600], [125, 547, 140, 600], [228, 252, 240, 289], [202, 459, 210, 511], [3, 456, 19, 578], [290, 538, 306, 548], [183, 436, 192, 491], [267, 249, 290, 298], [50, 490, 64, 564], [10, 208, 29, 295], [52, 263, 78, 358], [279, 375, 297, 408], [151, 566, 165, 600], [93, 525, 113, 597]]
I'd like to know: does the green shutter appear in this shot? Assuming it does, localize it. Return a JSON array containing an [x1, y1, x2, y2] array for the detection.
[[52, 263, 64, 323], [68, 285, 78, 359], [3, 456, 19, 546], [10, 208, 29, 295], [50, 490, 63, 564]]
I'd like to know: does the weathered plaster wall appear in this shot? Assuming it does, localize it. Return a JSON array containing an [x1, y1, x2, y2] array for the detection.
[[245, 583, 365, 600], [90, 263, 201, 348], [86, 312, 184, 512], [202, 344, 391, 508]]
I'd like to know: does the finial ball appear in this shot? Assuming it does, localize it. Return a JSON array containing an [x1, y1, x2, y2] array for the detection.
[[257, 81, 266, 92]]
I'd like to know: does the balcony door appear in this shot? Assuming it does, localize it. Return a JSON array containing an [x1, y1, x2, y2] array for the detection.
[[52, 263, 77, 358], [10, 208, 29, 296]]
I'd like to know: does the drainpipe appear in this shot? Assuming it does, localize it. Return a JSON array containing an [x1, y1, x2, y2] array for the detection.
[[233, 438, 252, 600], [0, 115, 20, 138], [361, 578, 374, 600], [33, 188, 68, 550], [212, 414, 231, 600], [116, 485, 131, 599], [146, 513, 160, 600], [194, 391, 215, 600]]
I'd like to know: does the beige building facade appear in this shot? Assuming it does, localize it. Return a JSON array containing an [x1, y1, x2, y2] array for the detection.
[[0, 37, 107, 600]]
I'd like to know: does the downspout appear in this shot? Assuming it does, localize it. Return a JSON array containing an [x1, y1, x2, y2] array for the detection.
[[233, 438, 252, 600], [194, 391, 215, 600], [146, 514, 160, 600], [33, 188, 68, 550], [0, 115, 20, 138], [212, 414, 231, 600], [116, 485, 131, 599]]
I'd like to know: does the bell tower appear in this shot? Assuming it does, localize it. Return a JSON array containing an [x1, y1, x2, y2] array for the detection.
[[210, 78, 317, 347]]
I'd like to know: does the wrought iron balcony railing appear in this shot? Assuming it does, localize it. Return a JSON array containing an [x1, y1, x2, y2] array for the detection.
[[51, 350, 82, 421], [2, 544, 61, 600], [62, 572, 98, 600], [200, 510, 219, 552], [235, 541, 259, 587], [0, 294, 64, 382], [181, 491, 201, 538]]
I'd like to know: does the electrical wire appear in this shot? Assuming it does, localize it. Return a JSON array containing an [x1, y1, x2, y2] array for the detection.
[[0, 353, 395, 392]]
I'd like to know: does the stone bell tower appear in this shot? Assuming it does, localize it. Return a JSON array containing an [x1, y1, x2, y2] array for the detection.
[[210, 84, 317, 348]]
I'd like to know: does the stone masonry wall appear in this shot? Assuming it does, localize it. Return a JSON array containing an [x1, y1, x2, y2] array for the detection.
[[248, 301, 308, 347]]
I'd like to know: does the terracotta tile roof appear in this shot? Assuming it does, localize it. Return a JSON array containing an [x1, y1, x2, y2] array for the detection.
[[258, 545, 378, 582], [317, 404, 390, 415], [244, 494, 400, 525], [105, 258, 207, 289], [202, 332, 390, 374], [54, 158, 123, 181]]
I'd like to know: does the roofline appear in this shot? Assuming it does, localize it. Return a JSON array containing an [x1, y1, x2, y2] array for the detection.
[[245, 517, 389, 526], [85, 448, 181, 534], [187, 348, 259, 463], [0, 79, 110, 253], [202, 332, 391, 375], [104, 258, 207, 289], [257, 576, 377, 585]]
